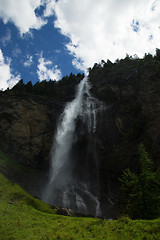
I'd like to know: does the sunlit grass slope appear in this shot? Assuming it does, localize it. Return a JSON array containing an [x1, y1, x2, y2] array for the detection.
[[0, 154, 160, 239]]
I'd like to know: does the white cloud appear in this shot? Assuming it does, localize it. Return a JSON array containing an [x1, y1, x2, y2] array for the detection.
[[24, 55, 33, 67], [47, 0, 160, 70], [55, 49, 61, 54], [0, 0, 47, 34], [12, 46, 22, 57], [0, 49, 21, 91], [0, 28, 11, 46], [43, 0, 56, 17], [37, 54, 62, 81]]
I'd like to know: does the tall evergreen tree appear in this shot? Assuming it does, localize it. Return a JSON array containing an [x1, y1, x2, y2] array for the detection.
[[120, 144, 160, 219]]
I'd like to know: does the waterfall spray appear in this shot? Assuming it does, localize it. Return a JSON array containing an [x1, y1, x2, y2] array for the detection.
[[42, 77, 104, 217]]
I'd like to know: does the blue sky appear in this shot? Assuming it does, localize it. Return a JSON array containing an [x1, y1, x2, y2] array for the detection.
[[0, 0, 160, 90], [0, 14, 81, 87]]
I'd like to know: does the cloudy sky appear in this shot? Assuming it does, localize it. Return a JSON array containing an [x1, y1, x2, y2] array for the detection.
[[0, 0, 160, 90]]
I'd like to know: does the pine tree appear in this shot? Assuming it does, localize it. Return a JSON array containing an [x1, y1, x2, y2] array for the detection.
[[120, 144, 160, 219]]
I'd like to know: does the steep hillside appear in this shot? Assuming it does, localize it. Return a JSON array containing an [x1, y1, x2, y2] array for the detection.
[[87, 52, 160, 216], [89, 52, 160, 170], [0, 171, 160, 240]]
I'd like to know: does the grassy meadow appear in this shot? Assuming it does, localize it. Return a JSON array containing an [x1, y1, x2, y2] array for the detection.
[[0, 151, 160, 240]]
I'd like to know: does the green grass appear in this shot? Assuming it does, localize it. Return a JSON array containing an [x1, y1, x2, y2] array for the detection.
[[0, 155, 160, 239]]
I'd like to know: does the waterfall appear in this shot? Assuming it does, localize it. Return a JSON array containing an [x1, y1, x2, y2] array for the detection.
[[42, 76, 104, 217]]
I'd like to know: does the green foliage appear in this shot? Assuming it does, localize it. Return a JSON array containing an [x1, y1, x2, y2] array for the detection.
[[97, 86, 117, 103], [89, 48, 160, 91], [12, 73, 84, 102], [155, 48, 160, 60], [12, 79, 25, 91], [120, 144, 160, 219]]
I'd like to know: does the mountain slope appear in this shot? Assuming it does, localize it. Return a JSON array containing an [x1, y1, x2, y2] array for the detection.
[[0, 171, 160, 240]]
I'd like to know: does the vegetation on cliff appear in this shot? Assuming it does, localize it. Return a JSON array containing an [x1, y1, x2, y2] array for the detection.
[[12, 72, 84, 102], [89, 48, 160, 101]]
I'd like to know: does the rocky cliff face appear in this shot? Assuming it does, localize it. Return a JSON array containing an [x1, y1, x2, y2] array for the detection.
[[0, 91, 62, 169], [89, 56, 160, 172], [0, 73, 84, 169]]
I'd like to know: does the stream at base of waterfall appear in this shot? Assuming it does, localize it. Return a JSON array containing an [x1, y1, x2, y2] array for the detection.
[[42, 77, 105, 217]]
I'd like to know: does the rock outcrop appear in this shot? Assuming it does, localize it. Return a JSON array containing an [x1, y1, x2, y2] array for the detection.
[[0, 91, 62, 168]]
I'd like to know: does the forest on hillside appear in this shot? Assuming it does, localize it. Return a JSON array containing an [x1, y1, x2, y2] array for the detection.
[[11, 72, 85, 102]]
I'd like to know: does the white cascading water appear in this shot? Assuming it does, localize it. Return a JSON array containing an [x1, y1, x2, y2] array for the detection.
[[42, 77, 104, 217]]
